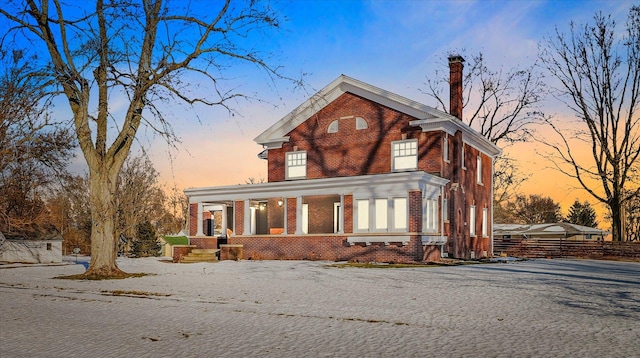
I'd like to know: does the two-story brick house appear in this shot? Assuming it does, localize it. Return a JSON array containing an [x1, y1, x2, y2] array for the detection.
[[185, 56, 501, 262]]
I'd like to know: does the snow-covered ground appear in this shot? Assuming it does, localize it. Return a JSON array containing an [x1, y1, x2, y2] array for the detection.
[[1, 257, 639, 357]]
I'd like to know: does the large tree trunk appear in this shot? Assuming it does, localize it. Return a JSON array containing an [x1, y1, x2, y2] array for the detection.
[[85, 164, 125, 277], [609, 198, 624, 242]]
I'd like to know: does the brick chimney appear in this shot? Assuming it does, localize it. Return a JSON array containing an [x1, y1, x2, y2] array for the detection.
[[448, 55, 465, 120]]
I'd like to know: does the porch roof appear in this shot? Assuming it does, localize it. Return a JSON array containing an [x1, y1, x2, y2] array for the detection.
[[185, 171, 449, 203]]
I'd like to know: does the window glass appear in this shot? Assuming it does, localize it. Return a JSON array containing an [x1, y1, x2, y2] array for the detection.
[[477, 155, 483, 184], [356, 117, 368, 130], [286, 151, 307, 179], [470, 205, 477, 236], [357, 199, 369, 231], [443, 134, 449, 162], [327, 120, 339, 133], [392, 139, 418, 171], [394, 198, 407, 230], [375, 198, 388, 230], [482, 208, 488, 237]]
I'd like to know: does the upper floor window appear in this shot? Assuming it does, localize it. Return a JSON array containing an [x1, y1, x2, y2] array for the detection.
[[443, 133, 449, 162], [286, 151, 307, 179], [461, 144, 466, 170], [477, 154, 483, 184], [327, 120, 339, 133], [356, 116, 368, 130], [392, 139, 417, 172]]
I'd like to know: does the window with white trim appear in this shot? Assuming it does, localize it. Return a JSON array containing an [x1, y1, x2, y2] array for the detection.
[[356, 116, 368, 130], [356, 199, 369, 231], [393, 198, 407, 230], [461, 144, 466, 169], [477, 154, 483, 184], [392, 139, 418, 171], [443, 133, 449, 162], [423, 198, 438, 232], [470, 205, 477, 236], [482, 207, 488, 237], [327, 120, 339, 133], [286, 151, 307, 179], [375, 198, 388, 230]]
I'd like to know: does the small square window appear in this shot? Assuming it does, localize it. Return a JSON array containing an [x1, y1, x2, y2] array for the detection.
[[286, 151, 307, 179], [392, 139, 418, 171]]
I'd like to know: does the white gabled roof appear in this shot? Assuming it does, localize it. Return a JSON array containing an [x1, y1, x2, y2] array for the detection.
[[253, 75, 501, 157]]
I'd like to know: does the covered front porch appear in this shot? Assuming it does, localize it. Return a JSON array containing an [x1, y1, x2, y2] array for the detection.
[[185, 171, 449, 262]]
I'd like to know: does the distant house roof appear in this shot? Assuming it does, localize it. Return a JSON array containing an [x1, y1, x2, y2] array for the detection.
[[253, 75, 501, 157], [0, 224, 63, 241], [494, 223, 609, 237], [161, 235, 189, 246]]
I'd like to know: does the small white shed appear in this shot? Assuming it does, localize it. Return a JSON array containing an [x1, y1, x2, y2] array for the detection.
[[0, 230, 64, 264]]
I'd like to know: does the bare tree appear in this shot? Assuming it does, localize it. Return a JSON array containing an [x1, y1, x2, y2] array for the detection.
[[500, 194, 562, 224], [0, 49, 74, 235], [538, 7, 640, 241], [422, 52, 546, 205], [0, 0, 299, 277]]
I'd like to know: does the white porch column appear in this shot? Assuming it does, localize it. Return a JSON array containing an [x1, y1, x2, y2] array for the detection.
[[196, 203, 204, 236], [295, 196, 303, 235], [244, 199, 251, 235], [339, 194, 345, 234], [221, 204, 228, 236], [282, 199, 288, 236]]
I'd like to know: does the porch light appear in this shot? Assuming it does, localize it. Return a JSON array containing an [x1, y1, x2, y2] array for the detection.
[[277, 200, 284, 207]]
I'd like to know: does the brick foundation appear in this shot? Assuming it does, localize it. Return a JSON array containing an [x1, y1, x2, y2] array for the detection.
[[227, 235, 441, 263]]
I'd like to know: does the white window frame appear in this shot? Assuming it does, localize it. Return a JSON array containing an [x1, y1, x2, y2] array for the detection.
[[443, 133, 449, 162], [391, 139, 418, 172], [286, 151, 307, 180], [393, 197, 407, 231], [477, 154, 483, 184], [482, 207, 488, 238], [470, 205, 477, 237]]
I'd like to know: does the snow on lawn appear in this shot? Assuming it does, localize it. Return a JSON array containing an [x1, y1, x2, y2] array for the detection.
[[1, 257, 639, 357]]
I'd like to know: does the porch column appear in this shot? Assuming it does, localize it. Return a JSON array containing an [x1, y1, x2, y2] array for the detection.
[[295, 196, 304, 235], [339, 194, 345, 234], [244, 199, 251, 235], [196, 203, 204, 236], [221, 204, 228, 236], [282, 199, 288, 236]]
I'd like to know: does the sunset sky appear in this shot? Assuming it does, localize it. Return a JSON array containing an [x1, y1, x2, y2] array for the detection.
[[62, 0, 633, 228]]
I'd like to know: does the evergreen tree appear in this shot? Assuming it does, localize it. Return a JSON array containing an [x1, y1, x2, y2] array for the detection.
[[131, 221, 159, 258], [566, 200, 598, 228]]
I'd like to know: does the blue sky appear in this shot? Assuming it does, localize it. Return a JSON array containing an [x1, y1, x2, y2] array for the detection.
[[58, 0, 632, 219]]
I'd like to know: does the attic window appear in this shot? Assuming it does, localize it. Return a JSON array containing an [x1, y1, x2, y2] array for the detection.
[[356, 117, 368, 130], [327, 120, 339, 133]]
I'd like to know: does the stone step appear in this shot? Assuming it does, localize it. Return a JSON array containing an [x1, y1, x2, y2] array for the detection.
[[181, 254, 218, 262], [191, 249, 220, 255]]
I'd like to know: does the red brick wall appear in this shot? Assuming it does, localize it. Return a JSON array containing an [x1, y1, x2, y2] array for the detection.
[[305, 195, 339, 233], [286, 197, 297, 234], [344, 195, 353, 234], [228, 235, 428, 263], [173, 245, 196, 263], [189, 203, 197, 236], [234, 200, 244, 235], [267, 93, 430, 182], [189, 237, 219, 250]]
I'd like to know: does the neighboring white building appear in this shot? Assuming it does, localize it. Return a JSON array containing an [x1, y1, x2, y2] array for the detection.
[[494, 223, 609, 241], [0, 230, 63, 264]]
